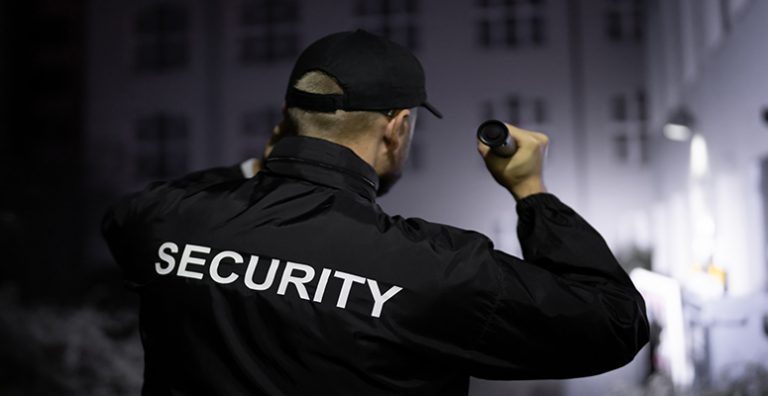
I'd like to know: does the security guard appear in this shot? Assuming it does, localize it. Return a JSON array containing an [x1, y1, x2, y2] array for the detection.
[[103, 30, 649, 395]]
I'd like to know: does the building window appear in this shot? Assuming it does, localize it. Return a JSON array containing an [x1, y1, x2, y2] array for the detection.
[[507, 95, 521, 125], [241, 107, 281, 159], [239, 0, 300, 64], [604, 0, 644, 43], [134, 2, 189, 72], [135, 113, 189, 179], [354, 0, 420, 50], [636, 90, 647, 120], [606, 10, 622, 41], [476, 0, 548, 49], [613, 132, 629, 162], [531, 14, 545, 45], [609, 90, 647, 122], [719, 0, 732, 34], [481, 95, 549, 128], [608, 89, 648, 164], [611, 94, 628, 121]]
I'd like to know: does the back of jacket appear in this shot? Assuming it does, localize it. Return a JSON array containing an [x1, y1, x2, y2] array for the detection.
[[102, 136, 649, 396]]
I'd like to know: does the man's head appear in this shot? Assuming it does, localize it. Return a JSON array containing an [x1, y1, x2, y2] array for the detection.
[[281, 29, 440, 196]]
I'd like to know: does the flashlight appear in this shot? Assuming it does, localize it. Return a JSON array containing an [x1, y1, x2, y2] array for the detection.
[[477, 120, 517, 157]]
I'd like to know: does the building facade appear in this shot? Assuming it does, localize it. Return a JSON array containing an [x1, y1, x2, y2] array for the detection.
[[645, 0, 765, 296], [642, 0, 767, 389]]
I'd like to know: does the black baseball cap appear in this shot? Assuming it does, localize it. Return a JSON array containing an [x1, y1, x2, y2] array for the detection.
[[285, 29, 442, 119]]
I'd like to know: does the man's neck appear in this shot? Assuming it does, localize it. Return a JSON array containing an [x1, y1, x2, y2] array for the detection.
[[299, 133, 383, 175]]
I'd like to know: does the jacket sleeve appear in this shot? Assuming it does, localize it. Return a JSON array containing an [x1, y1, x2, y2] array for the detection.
[[456, 193, 649, 379], [101, 165, 246, 287]]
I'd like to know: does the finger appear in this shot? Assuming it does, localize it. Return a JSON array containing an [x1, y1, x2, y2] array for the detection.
[[509, 126, 535, 146], [504, 123, 539, 150], [507, 125, 549, 151], [531, 131, 550, 145], [477, 140, 492, 157]]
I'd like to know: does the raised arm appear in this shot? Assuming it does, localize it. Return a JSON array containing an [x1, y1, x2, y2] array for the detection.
[[463, 123, 649, 378]]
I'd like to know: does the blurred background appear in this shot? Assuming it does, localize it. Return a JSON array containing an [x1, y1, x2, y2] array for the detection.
[[1, 0, 767, 395]]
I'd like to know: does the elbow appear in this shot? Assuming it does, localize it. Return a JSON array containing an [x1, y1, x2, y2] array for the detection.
[[576, 295, 651, 375], [625, 299, 651, 360], [617, 289, 651, 357], [600, 296, 651, 370]]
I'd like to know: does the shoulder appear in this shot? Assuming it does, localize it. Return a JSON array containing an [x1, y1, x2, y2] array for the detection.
[[104, 164, 247, 226], [380, 212, 495, 255], [166, 164, 246, 191], [150, 163, 246, 195]]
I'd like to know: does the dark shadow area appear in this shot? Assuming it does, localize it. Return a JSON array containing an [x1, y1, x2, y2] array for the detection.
[[0, 1, 141, 394]]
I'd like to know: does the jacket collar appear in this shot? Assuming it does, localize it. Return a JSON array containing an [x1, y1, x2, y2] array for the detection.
[[263, 136, 380, 201]]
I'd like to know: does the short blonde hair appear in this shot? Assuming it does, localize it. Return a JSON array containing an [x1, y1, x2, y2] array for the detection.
[[286, 71, 387, 141]]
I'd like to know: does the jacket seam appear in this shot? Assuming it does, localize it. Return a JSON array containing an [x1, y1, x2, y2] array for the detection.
[[471, 262, 506, 352]]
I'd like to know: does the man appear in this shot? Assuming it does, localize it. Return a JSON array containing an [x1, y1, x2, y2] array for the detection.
[[103, 29, 649, 395]]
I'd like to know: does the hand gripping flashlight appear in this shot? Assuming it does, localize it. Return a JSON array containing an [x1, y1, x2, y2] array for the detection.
[[477, 120, 517, 157]]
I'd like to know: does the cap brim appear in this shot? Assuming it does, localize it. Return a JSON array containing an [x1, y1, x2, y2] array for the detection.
[[422, 101, 443, 119]]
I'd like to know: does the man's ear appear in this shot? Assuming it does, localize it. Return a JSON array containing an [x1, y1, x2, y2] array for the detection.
[[383, 109, 411, 150]]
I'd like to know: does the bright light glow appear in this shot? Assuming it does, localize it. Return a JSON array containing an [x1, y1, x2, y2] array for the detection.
[[689, 134, 709, 179], [689, 186, 716, 266], [687, 133, 722, 298], [663, 123, 692, 141]]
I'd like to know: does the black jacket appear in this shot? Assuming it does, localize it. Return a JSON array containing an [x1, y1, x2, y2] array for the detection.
[[102, 135, 649, 396]]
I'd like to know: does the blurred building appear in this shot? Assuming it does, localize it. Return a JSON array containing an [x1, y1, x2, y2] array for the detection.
[[645, 0, 765, 299], [642, 0, 767, 390], [85, 0, 652, 394]]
